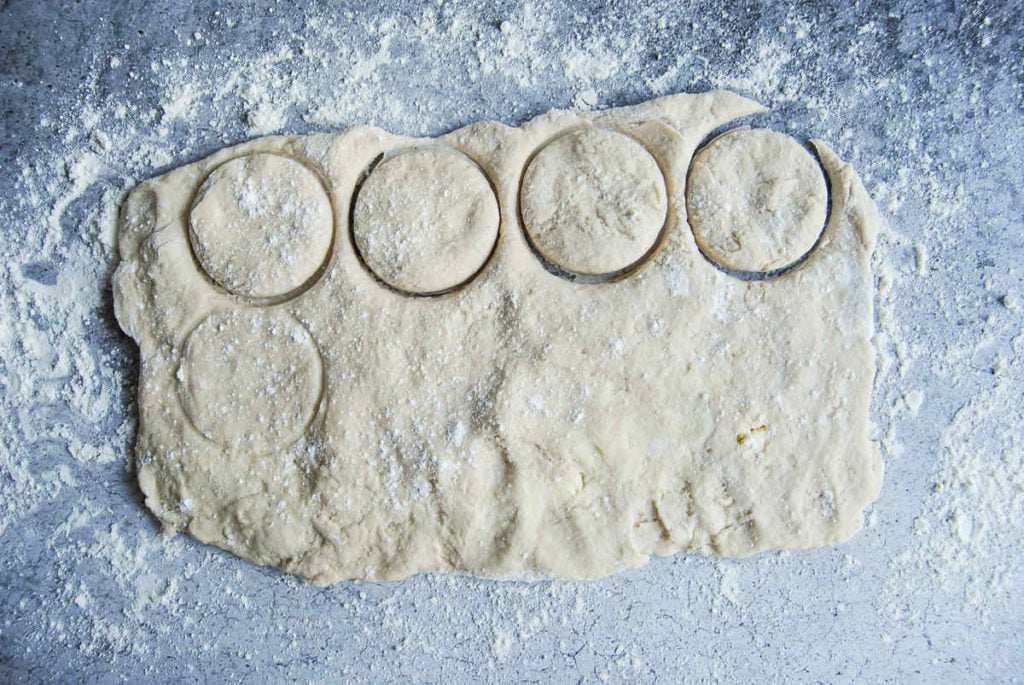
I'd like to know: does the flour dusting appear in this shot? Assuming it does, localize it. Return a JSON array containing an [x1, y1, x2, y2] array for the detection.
[[1, 0, 1022, 681]]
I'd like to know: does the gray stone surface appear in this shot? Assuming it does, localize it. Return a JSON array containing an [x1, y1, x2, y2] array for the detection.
[[1, 0, 1021, 681]]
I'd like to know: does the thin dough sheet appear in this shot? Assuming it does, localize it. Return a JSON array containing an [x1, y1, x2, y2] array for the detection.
[[113, 91, 882, 583]]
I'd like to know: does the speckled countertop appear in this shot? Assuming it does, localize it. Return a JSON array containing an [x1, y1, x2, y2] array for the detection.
[[1, 1, 1021, 682]]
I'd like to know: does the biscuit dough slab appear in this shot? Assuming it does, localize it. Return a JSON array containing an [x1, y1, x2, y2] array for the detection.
[[112, 91, 883, 583]]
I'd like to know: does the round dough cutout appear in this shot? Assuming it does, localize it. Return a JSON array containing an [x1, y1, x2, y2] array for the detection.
[[687, 129, 827, 273], [352, 147, 500, 295], [520, 128, 667, 276], [189, 153, 334, 299], [179, 309, 323, 452]]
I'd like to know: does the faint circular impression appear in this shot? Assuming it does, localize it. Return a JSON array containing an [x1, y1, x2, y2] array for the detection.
[[686, 129, 828, 274], [519, 127, 667, 277], [189, 153, 334, 299], [351, 147, 500, 295], [179, 308, 323, 453]]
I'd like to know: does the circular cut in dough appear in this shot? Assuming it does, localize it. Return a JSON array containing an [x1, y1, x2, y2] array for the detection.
[[352, 147, 500, 295], [189, 153, 334, 299], [519, 127, 667, 276], [179, 308, 322, 453], [687, 129, 827, 273]]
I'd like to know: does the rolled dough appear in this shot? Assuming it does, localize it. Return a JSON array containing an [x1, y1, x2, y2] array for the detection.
[[687, 128, 827, 273], [352, 147, 500, 294], [188, 152, 334, 299], [520, 127, 667, 277], [112, 91, 883, 584]]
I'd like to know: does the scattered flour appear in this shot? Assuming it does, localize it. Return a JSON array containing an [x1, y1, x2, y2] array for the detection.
[[1, 0, 1021, 680]]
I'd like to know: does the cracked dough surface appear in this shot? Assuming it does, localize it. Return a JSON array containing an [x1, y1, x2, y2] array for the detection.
[[113, 91, 882, 584]]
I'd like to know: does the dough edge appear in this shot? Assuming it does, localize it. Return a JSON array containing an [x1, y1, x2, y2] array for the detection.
[[112, 91, 883, 584]]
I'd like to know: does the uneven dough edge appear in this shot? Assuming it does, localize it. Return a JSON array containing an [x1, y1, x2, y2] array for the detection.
[[112, 92, 882, 584]]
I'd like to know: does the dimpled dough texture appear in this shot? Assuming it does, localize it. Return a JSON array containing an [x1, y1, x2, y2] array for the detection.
[[112, 91, 883, 584]]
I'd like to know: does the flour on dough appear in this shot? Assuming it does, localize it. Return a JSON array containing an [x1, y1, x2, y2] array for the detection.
[[188, 152, 334, 299], [520, 127, 667, 277], [352, 147, 499, 294], [686, 128, 827, 273], [113, 91, 883, 584]]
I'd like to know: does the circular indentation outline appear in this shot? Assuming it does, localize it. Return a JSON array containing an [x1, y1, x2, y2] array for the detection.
[[516, 126, 673, 284], [685, 127, 834, 281], [186, 152, 339, 306], [348, 145, 502, 298], [176, 308, 326, 453]]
